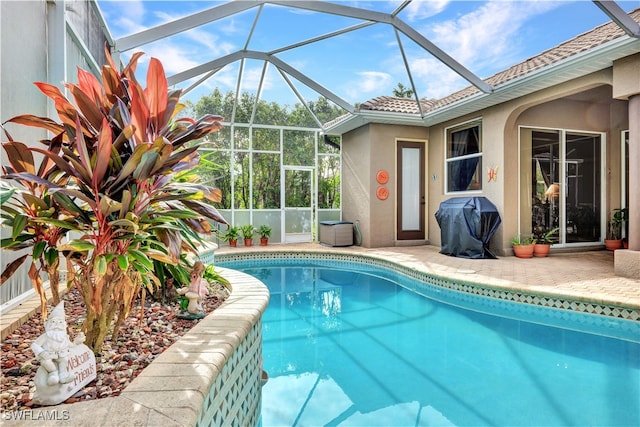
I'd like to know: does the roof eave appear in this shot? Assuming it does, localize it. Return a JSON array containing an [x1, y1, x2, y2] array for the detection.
[[423, 35, 640, 126], [324, 110, 425, 135], [325, 35, 640, 134]]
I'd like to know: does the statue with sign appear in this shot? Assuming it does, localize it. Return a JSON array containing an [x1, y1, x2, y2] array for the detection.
[[31, 301, 96, 405], [177, 261, 209, 319]]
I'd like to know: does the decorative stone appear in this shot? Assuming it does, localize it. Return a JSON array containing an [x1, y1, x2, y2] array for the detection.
[[30, 302, 97, 406]]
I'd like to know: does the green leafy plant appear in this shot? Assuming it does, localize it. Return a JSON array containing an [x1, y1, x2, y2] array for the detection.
[[511, 235, 533, 246], [241, 225, 256, 239], [258, 225, 272, 238], [607, 208, 627, 240], [0, 140, 77, 316], [222, 226, 240, 242], [533, 227, 559, 244], [1, 47, 228, 352], [203, 264, 230, 290]]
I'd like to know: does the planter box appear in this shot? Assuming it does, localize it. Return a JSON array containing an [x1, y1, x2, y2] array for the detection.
[[319, 221, 353, 247], [2, 269, 270, 426]]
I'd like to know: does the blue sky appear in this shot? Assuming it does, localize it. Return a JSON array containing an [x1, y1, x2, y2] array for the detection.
[[97, 1, 640, 109]]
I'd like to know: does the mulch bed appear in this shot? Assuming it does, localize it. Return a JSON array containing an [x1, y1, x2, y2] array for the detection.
[[1, 284, 229, 412]]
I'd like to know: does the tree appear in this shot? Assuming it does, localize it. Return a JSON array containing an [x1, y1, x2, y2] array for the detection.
[[392, 83, 414, 98], [189, 90, 344, 213]]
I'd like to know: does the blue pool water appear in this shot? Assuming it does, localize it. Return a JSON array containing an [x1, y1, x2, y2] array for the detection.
[[221, 260, 640, 427]]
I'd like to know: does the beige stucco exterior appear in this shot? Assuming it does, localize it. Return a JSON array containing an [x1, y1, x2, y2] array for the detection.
[[342, 124, 429, 248], [613, 52, 640, 99], [341, 58, 638, 260]]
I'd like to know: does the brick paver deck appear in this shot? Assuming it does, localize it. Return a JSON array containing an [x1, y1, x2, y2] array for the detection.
[[3, 244, 639, 340]]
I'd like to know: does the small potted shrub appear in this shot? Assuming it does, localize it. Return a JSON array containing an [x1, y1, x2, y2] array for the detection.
[[223, 226, 240, 247], [258, 225, 272, 246], [605, 208, 626, 251], [241, 225, 256, 246], [511, 235, 534, 258], [532, 227, 558, 257]]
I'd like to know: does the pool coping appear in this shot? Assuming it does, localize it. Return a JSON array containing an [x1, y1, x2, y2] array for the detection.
[[214, 248, 640, 322]]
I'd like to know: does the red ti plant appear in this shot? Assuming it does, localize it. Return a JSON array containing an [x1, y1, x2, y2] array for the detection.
[[0, 135, 77, 317], [1, 47, 228, 353]]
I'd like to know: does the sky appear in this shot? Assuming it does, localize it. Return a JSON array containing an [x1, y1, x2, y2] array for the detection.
[[97, 0, 640, 111]]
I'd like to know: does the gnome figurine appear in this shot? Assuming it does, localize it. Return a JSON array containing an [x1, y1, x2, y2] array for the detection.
[[31, 301, 85, 386], [177, 261, 209, 318]]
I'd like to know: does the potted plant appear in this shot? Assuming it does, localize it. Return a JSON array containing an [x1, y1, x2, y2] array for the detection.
[[222, 226, 240, 247], [511, 235, 534, 258], [617, 208, 629, 249], [532, 227, 559, 257], [241, 225, 255, 246], [0, 47, 229, 353], [258, 225, 272, 246], [605, 208, 626, 251]]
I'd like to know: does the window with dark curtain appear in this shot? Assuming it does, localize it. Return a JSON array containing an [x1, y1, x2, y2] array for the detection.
[[446, 124, 482, 192]]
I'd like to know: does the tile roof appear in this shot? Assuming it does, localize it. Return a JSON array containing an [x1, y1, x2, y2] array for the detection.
[[359, 8, 640, 115]]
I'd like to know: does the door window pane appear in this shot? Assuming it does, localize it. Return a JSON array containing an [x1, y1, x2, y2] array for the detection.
[[565, 132, 600, 243], [526, 128, 602, 245], [402, 147, 420, 230], [285, 169, 311, 207], [531, 130, 560, 235]]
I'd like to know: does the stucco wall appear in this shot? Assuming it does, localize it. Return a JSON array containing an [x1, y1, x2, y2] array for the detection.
[[613, 53, 640, 100], [342, 126, 372, 246], [342, 124, 428, 248], [343, 66, 635, 256]]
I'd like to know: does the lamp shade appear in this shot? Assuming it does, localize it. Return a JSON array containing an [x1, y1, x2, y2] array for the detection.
[[545, 183, 560, 198]]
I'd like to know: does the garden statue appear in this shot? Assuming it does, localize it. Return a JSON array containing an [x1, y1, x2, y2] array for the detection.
[[177, 261, 209, 319], [31, 301, 96, 405]]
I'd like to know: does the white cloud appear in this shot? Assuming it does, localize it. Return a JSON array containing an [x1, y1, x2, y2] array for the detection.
[[103, 0, 148, 37], [428, 1, 561, 71], [410, 56, 467, 99], [143, 44, 201, 75], [240, 65, 275, 92], [152, 11, 236, 57], [403, 0, 450, 21], [344, 71, 393, 100], [407, 0, 563, 98]]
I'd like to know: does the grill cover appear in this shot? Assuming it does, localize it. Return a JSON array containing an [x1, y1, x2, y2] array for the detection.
[[435, 197, 502, 259]]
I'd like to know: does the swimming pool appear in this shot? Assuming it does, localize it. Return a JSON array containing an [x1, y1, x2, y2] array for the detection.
[[219, 258, 640, 426]]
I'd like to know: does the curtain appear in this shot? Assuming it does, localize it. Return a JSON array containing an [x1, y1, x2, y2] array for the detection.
[[449, 127, 479, 191]]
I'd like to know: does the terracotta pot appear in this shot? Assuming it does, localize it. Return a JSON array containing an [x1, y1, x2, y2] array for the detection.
[[513, 244, 534, 258], [260, 237, 269, 246], [244, 238, 253, 246], [604, 239, 622, 251], [228, 239, 237, 247], [533, 243, 551, 257], [623, 239, 629, 249]]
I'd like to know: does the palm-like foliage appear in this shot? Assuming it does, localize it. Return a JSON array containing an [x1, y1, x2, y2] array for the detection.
[[0, 136, 75, 317], [1, 47, 228, 352]]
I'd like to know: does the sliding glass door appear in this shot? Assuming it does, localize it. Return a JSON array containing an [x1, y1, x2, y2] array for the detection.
[[522, 128, 604, 246]]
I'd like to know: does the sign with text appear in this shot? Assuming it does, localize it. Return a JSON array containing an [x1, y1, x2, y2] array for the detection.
[[33, 344, 97, 406]]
